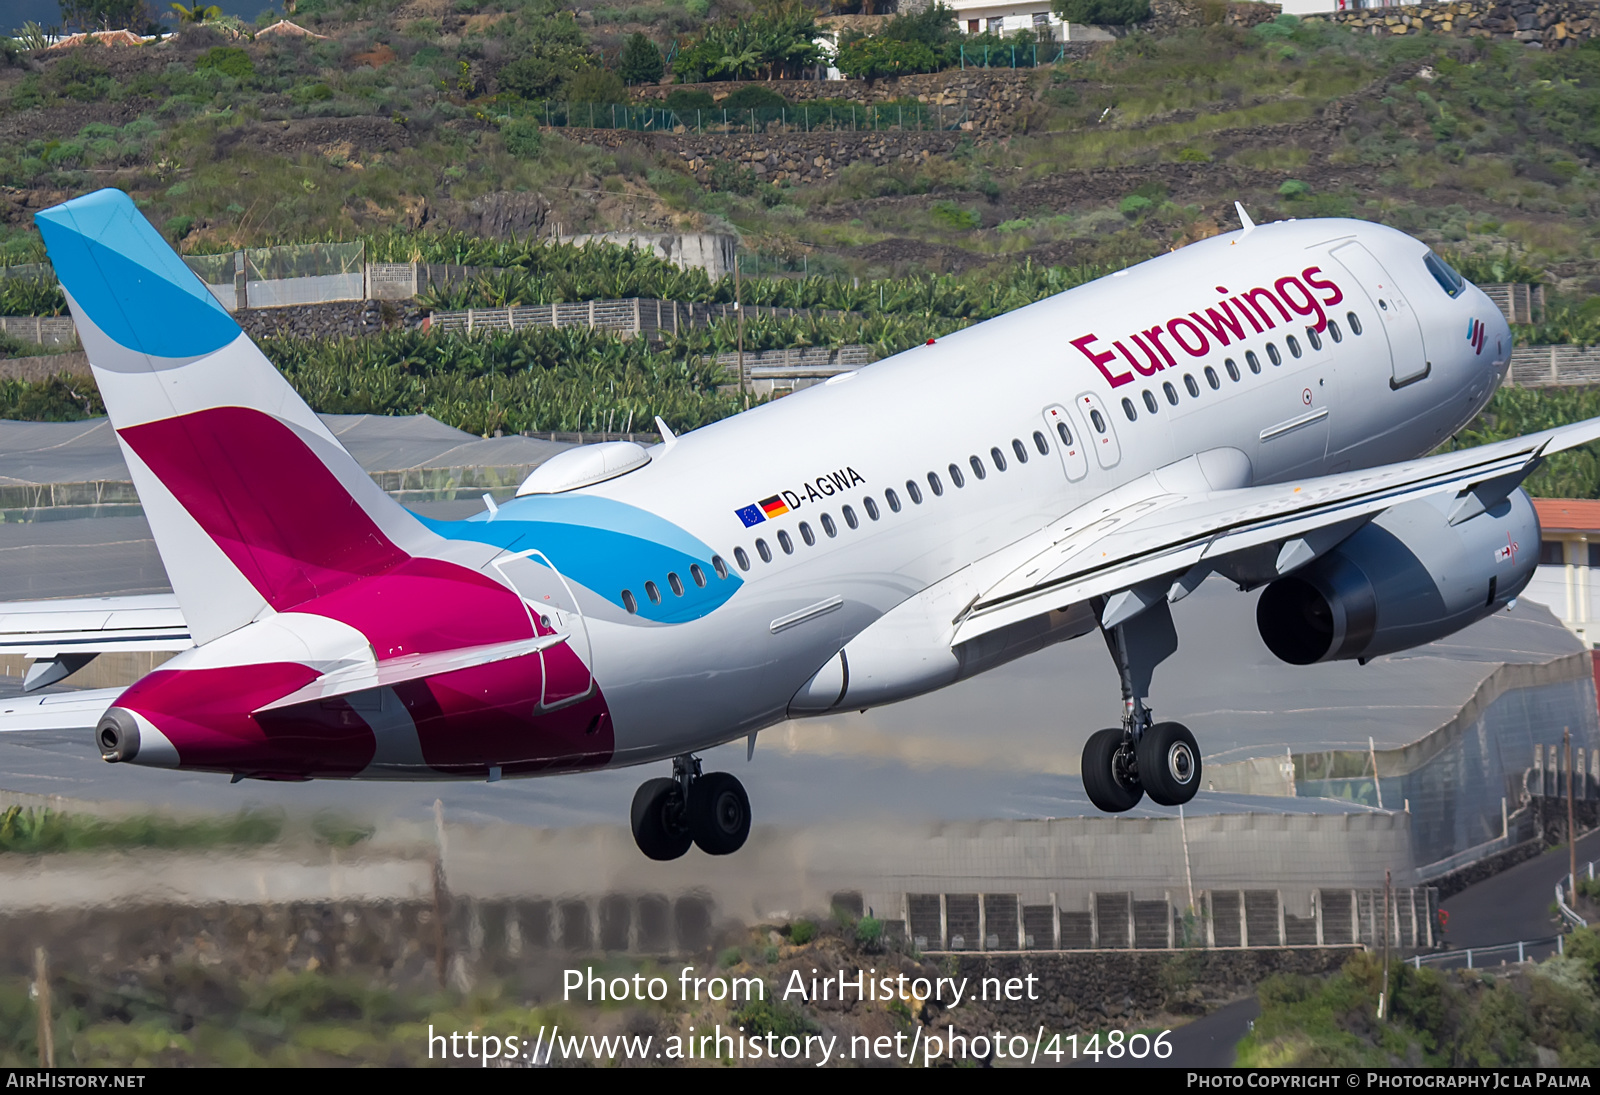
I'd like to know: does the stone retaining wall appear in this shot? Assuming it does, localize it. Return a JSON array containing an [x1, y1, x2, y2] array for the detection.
[[633, 68, 1055, 136], [570, 127, 966, 186], [1310, 0, 1600, 46]]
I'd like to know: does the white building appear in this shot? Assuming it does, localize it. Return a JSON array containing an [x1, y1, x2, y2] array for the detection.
[[1524, 498, 1600, 647], [945, 0, 1114, 39]]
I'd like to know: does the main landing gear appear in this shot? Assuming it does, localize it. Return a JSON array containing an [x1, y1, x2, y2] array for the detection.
[[1081, 598, 1202, 812], [630, 754, 751, 860]]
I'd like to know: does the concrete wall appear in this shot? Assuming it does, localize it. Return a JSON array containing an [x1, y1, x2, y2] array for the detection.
[[562, 232, 737, 281]]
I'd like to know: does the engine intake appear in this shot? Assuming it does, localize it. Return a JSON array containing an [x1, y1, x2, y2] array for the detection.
[[1257, 489, 1537, 665]]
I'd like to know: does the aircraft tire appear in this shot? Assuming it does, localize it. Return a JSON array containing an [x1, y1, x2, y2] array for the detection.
[[631, 777, 692, 861], [1082, 727, 1143, 812], [1137, 721, 1201, 807], [688, 771, 751, 855]]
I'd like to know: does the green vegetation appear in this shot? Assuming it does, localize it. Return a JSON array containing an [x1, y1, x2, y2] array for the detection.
[[670, 10, 822, 83], [1053, 0, 1152, 26], [788, 919, 817, 945], [0, 806, 282, 855], [1238, 934, 1600, 1066]]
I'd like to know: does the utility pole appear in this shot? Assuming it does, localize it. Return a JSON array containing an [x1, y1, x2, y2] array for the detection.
[[736, 253, 747, 411], [1567, 728, 1577, 907], [34, 946, 53, 1067], [1378, 868, 1391, 1020]]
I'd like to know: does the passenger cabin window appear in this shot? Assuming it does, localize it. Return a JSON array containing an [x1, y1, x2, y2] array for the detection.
[[1224, 358, 1240, 382], [822, 513, 837, 537], [1143, 390, 1158, 414], [865, 497, 880, 520], [799, 521, 815, 546], [1204, 366, 1219, 390], [885, 488, 902, 513], [1307, 326, 1322, 351], [969, 455, 987, 480], [1033, 431, 1049, 455], [668, 572, 684, 596], [734, 547, 750, 571], [756, 538, 772, 562], [1089, 409, 1106, 432], [622, 589, 638, 614], [1246, 350, 1262, 374], [991, 446, 1008, 471], [1348, 312, 1363, 336], [1054, 423, 1072, 448], [1286, 335, 1302, 359], [927, 471, 944, 496], [1012, 438, 1029, 463], [1328, 320, 1343, 343], [843, 504, 859, 528], [645, 581, 662, 604], [949, 462, 966, 488], [906, 479, 923, 504], [1184, 374, 1200, 398], [1163, 381, 1178, 405], [778, 530, 794, 554], [1122, 397, 1137, 421], [690, 564, 707, 587], [1267, 343, 1282, 366]]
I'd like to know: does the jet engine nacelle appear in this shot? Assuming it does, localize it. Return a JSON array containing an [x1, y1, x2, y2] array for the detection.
[[1256, 488, 1538, 665]]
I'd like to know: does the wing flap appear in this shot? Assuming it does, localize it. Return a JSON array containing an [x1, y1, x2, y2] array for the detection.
[[0, 594, 192, 659]]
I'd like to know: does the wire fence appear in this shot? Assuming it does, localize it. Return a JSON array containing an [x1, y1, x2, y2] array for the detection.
[[531, 99, 969, 134]]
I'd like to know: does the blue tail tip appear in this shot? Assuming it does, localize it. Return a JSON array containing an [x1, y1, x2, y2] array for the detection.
[[37, 188, 239, 361]]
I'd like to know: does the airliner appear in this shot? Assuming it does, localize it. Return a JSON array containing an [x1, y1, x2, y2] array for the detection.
[[0, 188, 1589, 861]]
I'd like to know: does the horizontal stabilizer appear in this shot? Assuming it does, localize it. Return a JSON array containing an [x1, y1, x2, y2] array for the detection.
[[0, 687, 124, 733], [253, 633, 564, 713]]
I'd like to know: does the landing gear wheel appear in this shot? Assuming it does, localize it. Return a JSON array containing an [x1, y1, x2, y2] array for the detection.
[[1082, 727, 1143, 812], [688, 771, 751, 855], [1137, 721, 1201, 807], [631, 777, 692, 861]]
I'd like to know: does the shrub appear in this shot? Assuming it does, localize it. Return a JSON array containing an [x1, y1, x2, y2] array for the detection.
[[733, 999, 816, 1038], [1119, 193, 1153, 216], [1052, 0, 1151, 26], [500, 118, 542, 158], [836, 36, 938, 79], [565, 68, 627, 105], [665, 88, 714, 113], [718, 946, 743, 967], [789, 919, 817, 945], [1176, 147, 1211, 163], [855, 915, 884, 948], [619, 32, 664, 85], [164, 215, 196, 241], [931, 201, 980, 229], [1278, 179, 1311, 198], [720, 84, 787, 111], [195, 46, 255, 80]]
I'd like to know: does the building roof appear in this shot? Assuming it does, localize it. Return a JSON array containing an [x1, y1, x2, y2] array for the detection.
[[1533, 497, 1600, 535]]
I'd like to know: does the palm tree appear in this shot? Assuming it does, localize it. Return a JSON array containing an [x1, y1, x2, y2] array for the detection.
[[170, 3, 222, 23]]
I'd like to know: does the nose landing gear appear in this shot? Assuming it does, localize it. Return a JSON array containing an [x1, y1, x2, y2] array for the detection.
[[1082, 599, 1202, 812], [630, 754, 752, 860]]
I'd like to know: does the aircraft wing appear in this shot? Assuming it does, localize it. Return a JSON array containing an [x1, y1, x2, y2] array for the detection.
[[0, 594, 192, 658], [0, 687, 124, 733], [952, 417, 1600, 647], [0, 593, 192, 692]]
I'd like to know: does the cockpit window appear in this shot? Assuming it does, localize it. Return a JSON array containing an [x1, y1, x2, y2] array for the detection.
[[1424, 251, 1465, 298]]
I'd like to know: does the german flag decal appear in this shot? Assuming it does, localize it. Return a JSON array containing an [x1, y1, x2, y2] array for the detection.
[[759, 495, 790, 519]]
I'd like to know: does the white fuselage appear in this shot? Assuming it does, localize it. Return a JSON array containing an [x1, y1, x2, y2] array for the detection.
[[571, 219, 1511, 766]]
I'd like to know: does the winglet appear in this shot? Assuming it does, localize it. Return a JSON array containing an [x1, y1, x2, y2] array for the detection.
[[1235, 201, 1256, 236]]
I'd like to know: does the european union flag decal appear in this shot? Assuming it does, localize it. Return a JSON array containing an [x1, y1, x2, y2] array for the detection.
[[735, 503, 766, 528]]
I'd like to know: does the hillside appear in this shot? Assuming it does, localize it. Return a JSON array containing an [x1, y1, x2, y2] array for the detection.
[[6, 5, 1600, 491]]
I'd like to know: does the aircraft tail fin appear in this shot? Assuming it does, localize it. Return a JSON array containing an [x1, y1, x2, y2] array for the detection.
[[36, 189, 430, 645]]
